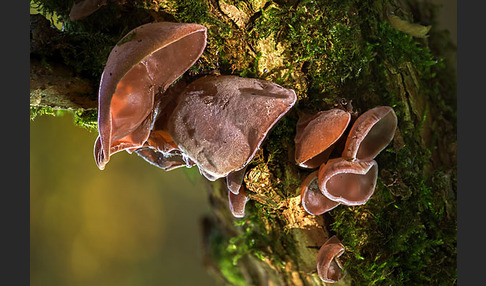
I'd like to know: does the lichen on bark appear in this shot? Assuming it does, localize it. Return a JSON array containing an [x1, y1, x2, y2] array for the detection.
[[30, 0, 456, 285]]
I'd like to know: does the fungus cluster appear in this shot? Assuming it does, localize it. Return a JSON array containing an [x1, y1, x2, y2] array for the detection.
[[295, 105, 397, 282], [92, 20, 398, 284], [93, 22, 296, 218]]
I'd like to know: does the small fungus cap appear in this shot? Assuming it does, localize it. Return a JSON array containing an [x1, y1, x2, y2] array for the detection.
[[342, 106, 397, 161], [317, 235, 345, 283], [318, 158, 378, 206], [168, 75, 297, 181], [228, 186, 249, 218], [226, 166, 248, 195], [69, 0, 107, 21], [294, 109, 351, 169], [300, 171, 340, 215], [94, 22, 207, 170]]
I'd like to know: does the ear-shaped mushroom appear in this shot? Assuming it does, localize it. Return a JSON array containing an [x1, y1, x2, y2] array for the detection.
[[300, 171, 340, 215], [69, 0, 107, 21], [226, 166, 248, 195], [342, 106, 397, 161], [317, 235, 345, 283], [294, 109, 351, 168], [168, 75, 297, 181], [94, 22, 207, 170], [318, 158, 378, 206], [228, 186, 249, 218]]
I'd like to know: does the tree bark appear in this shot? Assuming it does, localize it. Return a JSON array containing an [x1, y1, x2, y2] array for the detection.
[[30, 0, 457, 285]]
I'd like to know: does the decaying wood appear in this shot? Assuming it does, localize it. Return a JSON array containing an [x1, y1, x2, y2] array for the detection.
[[30, 58, 97, 110]]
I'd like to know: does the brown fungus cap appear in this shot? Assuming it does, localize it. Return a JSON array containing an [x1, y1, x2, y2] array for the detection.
[[342, 106, 397, 161], [168, 75, 297, 181], [69, 0, 107, 21], [318, 158, 378, 206], [317, 235, 345, 283], [228, 186, 249, 218], [294, 109, 351, 169], [226, 166, 248, 195], [300, 171, 340, 215], [94, 22, 207, 170]]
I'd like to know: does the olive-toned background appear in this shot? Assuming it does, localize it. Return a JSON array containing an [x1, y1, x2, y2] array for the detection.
[[30, 114, 221, 285]]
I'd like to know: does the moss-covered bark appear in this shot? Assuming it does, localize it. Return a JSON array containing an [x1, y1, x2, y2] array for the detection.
[[30, 0, 456, 285]]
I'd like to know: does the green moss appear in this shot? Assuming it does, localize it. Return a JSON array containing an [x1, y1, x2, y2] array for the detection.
[[30, 106, 98, 132], [251, 0, 376, 105], [262, 115, 301, 197], [331, 166, 456, 285], [57, 31, 116, 78], [208, 201, 289, 285], [206, 222, 247, 286], [31, 0, 151, 79], [325, 3, 457, 285], [30, 106, 59, 120], [72, 109, 98, 131], [31, 0, 71, 23], [239, 52, 262, 79], [171, 0, 213, 24]]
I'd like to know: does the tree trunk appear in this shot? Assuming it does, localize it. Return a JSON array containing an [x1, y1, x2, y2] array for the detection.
[[30, 0, 457, 285]]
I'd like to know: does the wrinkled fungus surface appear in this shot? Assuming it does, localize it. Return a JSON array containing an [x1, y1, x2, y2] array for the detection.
[[294, 106, 396, 211], [168, 75, 297, 181]]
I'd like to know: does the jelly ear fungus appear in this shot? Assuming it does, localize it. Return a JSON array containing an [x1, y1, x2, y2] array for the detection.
[[94, 22, 207, 170], [168, 75, 297, 181], [294, 109, 351, 169]]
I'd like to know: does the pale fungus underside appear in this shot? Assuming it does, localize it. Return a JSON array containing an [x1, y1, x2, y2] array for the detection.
[[94, 22, 207, 170]]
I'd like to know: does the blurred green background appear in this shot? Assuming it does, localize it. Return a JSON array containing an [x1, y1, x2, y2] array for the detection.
[[30, 113, 221, 286]]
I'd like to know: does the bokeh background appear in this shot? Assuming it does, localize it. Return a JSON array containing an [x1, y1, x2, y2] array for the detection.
[[30, 113, 221, 286], [30, 0, 456, 285]]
